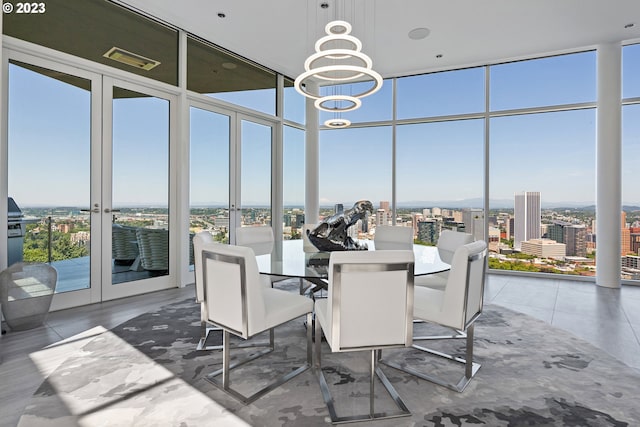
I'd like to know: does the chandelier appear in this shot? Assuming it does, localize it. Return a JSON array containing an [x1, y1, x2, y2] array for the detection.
[[294, 14, 383, 128]]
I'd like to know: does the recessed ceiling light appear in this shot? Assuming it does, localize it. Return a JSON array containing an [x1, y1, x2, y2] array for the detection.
[[408, 27, 430, 40], [222, 62, 237, 70], [624, 23, 635, 29]]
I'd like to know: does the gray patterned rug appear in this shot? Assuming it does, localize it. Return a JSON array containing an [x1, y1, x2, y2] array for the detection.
[[19, 288, 640, 426]]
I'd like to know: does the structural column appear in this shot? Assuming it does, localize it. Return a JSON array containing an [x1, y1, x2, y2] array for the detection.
[[304, 81, 320, 225], [596, 43, 622, 288]]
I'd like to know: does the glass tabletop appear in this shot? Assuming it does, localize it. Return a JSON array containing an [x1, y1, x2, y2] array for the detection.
[[255, 240, 450, 280]]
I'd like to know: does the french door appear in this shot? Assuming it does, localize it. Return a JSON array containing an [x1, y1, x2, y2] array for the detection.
[[4, 53, 176, 309], [100, 78, 177, 301], [189, 101, 275, 247]]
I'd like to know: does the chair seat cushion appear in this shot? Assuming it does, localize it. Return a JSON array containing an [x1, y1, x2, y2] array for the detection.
[[413, 286, 445, 323], [260, 288, 313, 333], [414, 273, 447, 290]]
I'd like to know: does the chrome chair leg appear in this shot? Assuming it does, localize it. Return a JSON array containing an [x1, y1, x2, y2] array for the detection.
[[315, 321, 411, 424], [382, 324, 480, 393], [206, 315, 312, 404]]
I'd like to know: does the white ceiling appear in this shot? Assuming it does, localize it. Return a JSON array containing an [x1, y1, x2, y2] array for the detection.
[[119, 0, 640, 79]]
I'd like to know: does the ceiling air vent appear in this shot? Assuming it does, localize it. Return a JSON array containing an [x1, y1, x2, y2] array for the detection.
[[103, 47, 160, 71]]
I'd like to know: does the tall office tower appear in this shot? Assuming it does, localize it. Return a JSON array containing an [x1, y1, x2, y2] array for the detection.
[[379, 201, 390, 213], [547, 221, 569, 243], [462, 208, 485, 241], [514, 191, 541, 251], [375, 209, 388, 226], [622, 211, 631, 255], [417, 220, 440, 245], [295, 213, 305, 228], [422, 208, 431, 218], [334, 204, 344, 215], [453, 210, 463, 223], [566, 225, 587, 257], [508, 217, 515, 239], [432, 207, 442, 217]]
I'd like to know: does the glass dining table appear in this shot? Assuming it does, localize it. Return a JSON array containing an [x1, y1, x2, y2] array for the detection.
[[255, 239, 450, 286]]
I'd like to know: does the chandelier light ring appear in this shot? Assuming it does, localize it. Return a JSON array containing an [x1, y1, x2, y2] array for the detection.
[[325, 20, 352, 35], [294, 65, 383, 99], [314, 34, 363, 56], [324, 118, 352, 128], [305, 49, 372, 71], [304, 50, 372, 81], [314, 95, 362, 112]]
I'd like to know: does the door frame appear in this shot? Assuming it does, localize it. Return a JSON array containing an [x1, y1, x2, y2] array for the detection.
[[187, 98, 278, 246], [100, 77, 178, 301]]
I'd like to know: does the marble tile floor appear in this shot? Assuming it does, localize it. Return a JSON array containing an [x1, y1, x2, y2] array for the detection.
[[1, 274, 639, 427]]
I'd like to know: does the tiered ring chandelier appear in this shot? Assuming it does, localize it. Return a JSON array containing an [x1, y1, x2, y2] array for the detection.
[[294, 17, 383, 128]]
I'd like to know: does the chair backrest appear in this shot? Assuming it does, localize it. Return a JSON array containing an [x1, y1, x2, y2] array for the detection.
[[327, 250, 415, 351], [112, 224, 139, 261], [235, 226, 274, 256], [440, 240, 487, 330], [437, 230, 474, 264], [199, 241, 266, 338], [374, 225, 414, 250], [302, 223, 318, 253], [193, 231, 215, 303], [135, 228, 169, 270]]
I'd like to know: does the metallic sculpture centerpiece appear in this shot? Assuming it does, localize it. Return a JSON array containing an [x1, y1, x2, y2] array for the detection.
[[308, 200, 373, 251]]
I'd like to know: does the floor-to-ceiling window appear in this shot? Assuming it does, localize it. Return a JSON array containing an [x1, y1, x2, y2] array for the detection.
[[488, 52, 597, 277], [7, 61, 92, 292], [622, 43, 640, 282], [283, 78, 306, 240], [283, 125, 305, 239], [396, 119, 485, 244], [395, 68, 485, 246], [319, 126, 392, 242]]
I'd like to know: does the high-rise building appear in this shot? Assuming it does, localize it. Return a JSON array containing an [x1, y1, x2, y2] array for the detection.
[[547, 220, 586, 257], [379, 201, 390, 213], [334, 204, 344, 215], [566, 225, 587, 257], [514, 191, 541, 251], [622, 211, 631, 255], [417, 220, 439, 245], [375, 209, 388, 226], [462, 208, 484, 241]]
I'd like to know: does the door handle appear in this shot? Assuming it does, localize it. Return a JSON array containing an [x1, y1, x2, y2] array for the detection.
[[81, 203, 100, 213], [104, 208, 121, 213]]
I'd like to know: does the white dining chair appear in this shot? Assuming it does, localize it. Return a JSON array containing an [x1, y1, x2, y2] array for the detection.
[[382, 240, 488, 392], [373, 225, 414, 250], [415, 229, 474, 290], [199, 241, 313, 403], [314, 249, 415, 423], [192, 231, 223, 351], [235, 226, 288, 287]]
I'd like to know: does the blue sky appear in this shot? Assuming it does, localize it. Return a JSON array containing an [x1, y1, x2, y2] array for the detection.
[[7, 44, 640, 208]]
